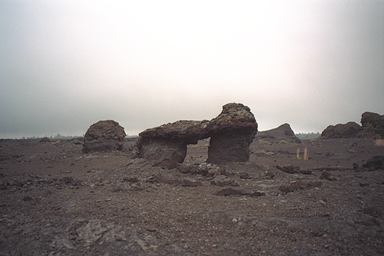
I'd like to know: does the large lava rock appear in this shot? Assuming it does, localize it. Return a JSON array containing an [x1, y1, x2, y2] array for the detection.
[[137, 103, 258, 168], [207, 103, 258, 163], [256, 123, 301, 143], [83, 120, 126, 153], [321, 122, 362, 139], [361, 112, 384, 138], [137, 120, 209, 168]]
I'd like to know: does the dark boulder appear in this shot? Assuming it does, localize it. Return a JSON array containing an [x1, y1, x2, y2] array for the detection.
[[361, 112, 384, 138], [207, 103, 258, 163], [321, 122, 362, 139], [137, 103, 258, 167], [137, 120, 209, 168], [83, 120, 126, 153]]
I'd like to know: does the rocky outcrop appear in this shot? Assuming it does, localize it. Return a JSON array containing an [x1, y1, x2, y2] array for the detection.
[[207, 103, 258, 163], [83, 120, 126, 153], [137, 103, 258, 167], [137, 120, 209, 168], [256, 123, 301, 143], [361, 112, 384, 138], [321, 122, 363, 139], [321, 112, 384, 139]]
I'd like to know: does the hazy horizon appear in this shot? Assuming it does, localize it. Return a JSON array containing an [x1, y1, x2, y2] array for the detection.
[[1, 0, 383, 139]]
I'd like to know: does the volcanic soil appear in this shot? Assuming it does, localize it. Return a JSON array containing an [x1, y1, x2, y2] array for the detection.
[[0, 136, 384, 255]]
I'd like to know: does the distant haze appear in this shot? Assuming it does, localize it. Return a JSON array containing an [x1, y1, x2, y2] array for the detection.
[[1, 0, 383, 138]]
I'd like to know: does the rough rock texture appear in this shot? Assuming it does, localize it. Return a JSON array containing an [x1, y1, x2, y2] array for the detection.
[[257, 123, 301, 143], [321, 122, 363, 139], [361, 112, 384, 138], [207, 103, 258, 163], [139, 120, 209, 144], [83, 120, 126, 153], [137, 103, 258, 167], [137, 120, 209, 168], [136, 138, 187, 169]]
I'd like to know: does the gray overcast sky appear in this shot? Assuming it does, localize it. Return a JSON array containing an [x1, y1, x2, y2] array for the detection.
[[0, 0, 383, 138]]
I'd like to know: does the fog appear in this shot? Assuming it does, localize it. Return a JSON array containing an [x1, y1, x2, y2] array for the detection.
[[0, 0, 383, 138]]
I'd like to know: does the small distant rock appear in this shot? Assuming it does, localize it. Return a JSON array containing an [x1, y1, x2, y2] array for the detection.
[[180, 178, 202, 187], [276, 165, 300, 174], [320, 171, 337, 181], [256, 123, 301, 143], [239, 172, 250, 179], [39, 137, 51, 143], [279, 180, 322, 194], [362, 156, 384, 171], [211, 175, 239, 187], [215, 187, 265, 197]]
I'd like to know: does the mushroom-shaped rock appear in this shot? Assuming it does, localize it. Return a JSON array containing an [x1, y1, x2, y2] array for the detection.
[[83, 120, 126, 153], [321, 122, 362, 139], [361, 112, 384, 138], [256, 123, 301, 143], [137, 120, 209, 168], [207, 103, 258, 163]]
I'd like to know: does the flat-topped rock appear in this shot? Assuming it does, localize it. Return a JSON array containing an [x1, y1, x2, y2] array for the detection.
[[137, 103, 258, 167], [83, 120, 126, 153], [139, 120, 209, 144]]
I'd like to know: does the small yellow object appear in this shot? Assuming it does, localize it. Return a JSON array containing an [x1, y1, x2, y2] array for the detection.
[[303, 147, 309, 160], [296, 148, 301, 159]]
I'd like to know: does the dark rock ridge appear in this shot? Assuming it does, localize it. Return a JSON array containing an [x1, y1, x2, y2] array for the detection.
[[256, 123, 301, 143], [321, 122, 363, 139], [361, 112, 384, 138], [321, 112, 384, 139], [83, 120, 126, 153], [137, 103, 258, 167]]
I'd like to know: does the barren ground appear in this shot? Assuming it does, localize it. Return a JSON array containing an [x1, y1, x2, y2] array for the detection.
[[0, 137, 383, 256]]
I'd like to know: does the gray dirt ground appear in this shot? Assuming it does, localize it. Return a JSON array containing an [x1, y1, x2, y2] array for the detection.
[[0, 137, 383, 256]]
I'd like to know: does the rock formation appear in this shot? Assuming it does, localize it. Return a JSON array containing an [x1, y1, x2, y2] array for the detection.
[[321, 122, 362, 139], [361, 112, 384, 138], [137, 120, 209, 168], [207, 103, 258, 163], [83, 120, 126, 153], [137, 103, 258, 167], [320, 112, 384, 139], [256, 123, 301, 143]]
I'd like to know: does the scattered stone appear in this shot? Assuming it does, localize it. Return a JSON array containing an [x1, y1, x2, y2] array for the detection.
[[320, 171, 337, 181], [215, 187, 265, 197], [122, 176, 139, 183], [262, 171, 274, 180], [22, 196, 33, 201], [239, 172, 250, 179], [180, 178, 202, 187], [211, 175, 239, 187], [83, 120, 126, 153], [362, 155, 384, 171], [39, 137, 51, 143], [279, 180, 322, 194], [276, 165, 300, 174]]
